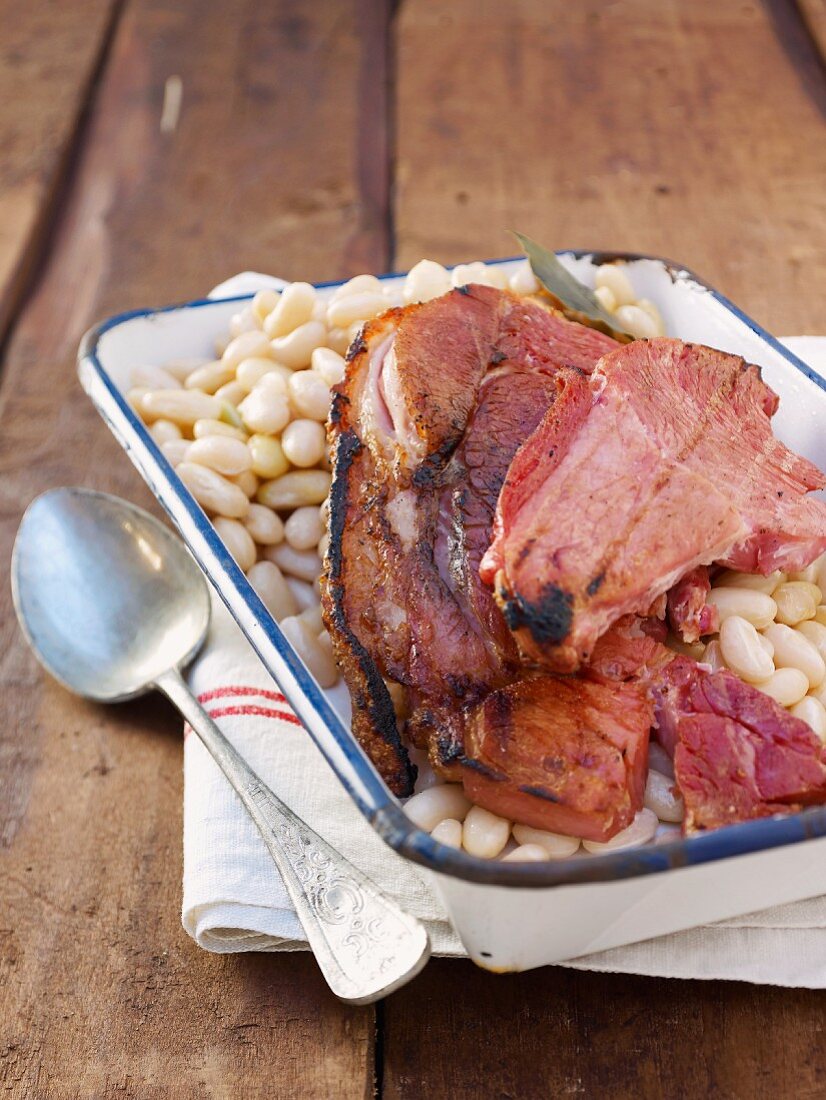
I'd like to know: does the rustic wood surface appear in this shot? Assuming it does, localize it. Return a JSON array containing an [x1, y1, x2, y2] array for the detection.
[[0, 1, 824, 1097]]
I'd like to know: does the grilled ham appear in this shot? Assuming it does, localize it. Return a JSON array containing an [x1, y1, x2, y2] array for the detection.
[[322, 285, 616, 795], [482, 339, 826, 671]]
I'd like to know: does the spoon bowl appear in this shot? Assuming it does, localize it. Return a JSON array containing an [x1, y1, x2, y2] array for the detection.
[[12, 488, 210, 701]]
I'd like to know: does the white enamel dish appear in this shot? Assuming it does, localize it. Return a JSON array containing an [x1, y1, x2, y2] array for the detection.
[[78, 254, 826, 971]]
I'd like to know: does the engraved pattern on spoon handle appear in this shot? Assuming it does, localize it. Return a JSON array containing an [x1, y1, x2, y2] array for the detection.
[[155, 668, 429, 1003]]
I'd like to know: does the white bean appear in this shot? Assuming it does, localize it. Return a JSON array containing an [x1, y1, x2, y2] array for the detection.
[[311, 346, 347, 387], [614, 305, 661, 339], [236, 356, 289, 393], [288, 370, 331, 421], [149, 419, 182, 445], [814, 607, 826, 628], [714, 569, 786, 594], [285, 506, 325, 551], [177, 462, 249, 519], [263, 283, 317, 338], [318, 532, 330, 561], [244, 503, 284, 545], [213, 517, 257, 573], [213, 381, 247, 408], [238, 387, 291, 435], [265, 543, 322, 583], [287, 576, 318, 612], [430, 818, 463, 848], [508, 261, 539, 296], [593, 285, 617, 313], [184, 360, 235, 394], [222, 330, 272, 370], [248, 434, 290, 480], [246, 560, 298, 621], [634, 299, 666, 336], [512, 824, 580, 858], [790, 558, 823, 584], [142, 389, 221, 427], [403, 260, 452, 303], [791, 696, 826, 742], [582, 809, 658, 853], [251, 288, 280, 323], [796, 620, 826, 665], [451, 262, 506, 290], [270, 320, 327, 370], [763, 623, 825, 688], [193, 418, 247, 442], [229, 306, 260, 337], [257, 470, 332, 510], [331, 274, 382, 301], [773, 582, 821, 626], [326, 326, 352, 356], [462, 805, 511, 858], [644, 769, 684, 823], [700, 638, 728, 673], [162, 356, 210, 382], [595, 264, 636, 306], [648, 741, 675, 779], [231, 470, 259, 499], [502, 844, 549, 863], [706, 587, 777, 629], [719, 616, 775, 682], [281, 419, 326, 468], [160, 439, 189, 467], [755, 667, 809, 707], [404, 785, 471, 831], [186, 436, 252, 477], [326, 292, 387, 328], [131, 363, 182, 390], [297, 604, 323, 634]]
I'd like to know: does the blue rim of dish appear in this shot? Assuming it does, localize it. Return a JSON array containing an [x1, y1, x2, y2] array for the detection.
[[77, 250, 826, 888]]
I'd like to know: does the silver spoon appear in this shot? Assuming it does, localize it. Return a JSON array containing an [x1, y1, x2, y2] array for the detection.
[[11, 487, 429, 1003]]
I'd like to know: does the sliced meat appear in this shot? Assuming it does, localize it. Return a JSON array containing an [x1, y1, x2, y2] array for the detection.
[[588, 614, 673, 684], [652, 657, 826, 831], [323, 286, 616, 794], [484, 339, 826, 671], [667, 566, 719, 643], [462, 675, 652, 842]]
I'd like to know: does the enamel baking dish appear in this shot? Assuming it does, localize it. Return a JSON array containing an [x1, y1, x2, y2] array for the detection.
[[79, 254, 826, 972]]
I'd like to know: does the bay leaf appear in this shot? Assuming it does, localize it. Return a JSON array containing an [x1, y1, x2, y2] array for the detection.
[[514, 232, 632, 342]]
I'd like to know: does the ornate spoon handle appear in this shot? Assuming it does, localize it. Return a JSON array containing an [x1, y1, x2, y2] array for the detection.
[[156, 668, 430, 1003]]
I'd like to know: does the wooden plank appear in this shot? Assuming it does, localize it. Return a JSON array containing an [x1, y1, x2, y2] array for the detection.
[[386, 1, 826, 1095], [393, 0, 826, 335], [383, 961, 826, 1099], [0, 1, 389, 1095], [0, 0, 119, 347], [797, 0, 826, 58]]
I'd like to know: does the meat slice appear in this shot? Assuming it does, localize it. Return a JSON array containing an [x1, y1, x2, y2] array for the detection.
[[462, 676, 652, 841], [652, 657, 826, 832], [667, 567, 719, 644], [483, 339, 826, 671], [323, 286, 616, 794]]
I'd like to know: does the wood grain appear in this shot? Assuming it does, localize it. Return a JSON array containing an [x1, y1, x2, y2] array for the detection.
[[0, 1, 389, 1095], [383, 961, 826, 1099], [0, 0, 119, 349], [394, 0, 826, 334]]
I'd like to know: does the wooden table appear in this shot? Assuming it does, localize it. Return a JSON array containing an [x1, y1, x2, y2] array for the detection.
[[1, 2, 825, 1095]]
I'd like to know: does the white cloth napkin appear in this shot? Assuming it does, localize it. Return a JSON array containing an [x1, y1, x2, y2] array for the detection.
[[182, 332, 826, 987]]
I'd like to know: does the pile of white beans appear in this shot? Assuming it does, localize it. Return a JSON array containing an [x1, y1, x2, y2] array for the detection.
[[692, 562, 826, 739], [127, 257, 669, 861]]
